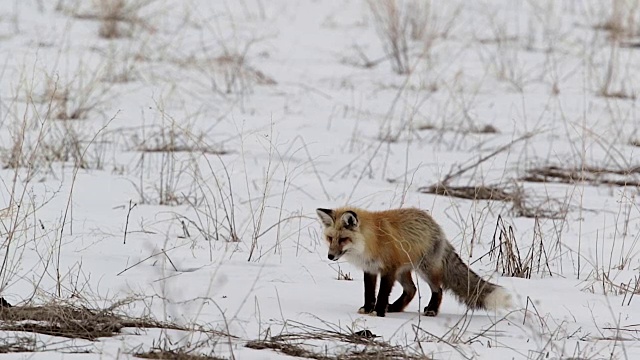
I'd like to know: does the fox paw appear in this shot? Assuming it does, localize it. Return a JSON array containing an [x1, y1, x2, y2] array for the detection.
[[358, 304, 375, 314], [369, 310, 385, 317], [358, 306, 373, 314], [423, 310, 438, 317]]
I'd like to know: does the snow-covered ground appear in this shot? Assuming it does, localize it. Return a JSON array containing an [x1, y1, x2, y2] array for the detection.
[[1, 0, 640, 359]]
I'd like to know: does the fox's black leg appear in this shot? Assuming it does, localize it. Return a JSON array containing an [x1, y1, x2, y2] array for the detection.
[[373, 272, 395, 317], [388, 270, 417, 312], [424, 288, 443, 316], [358, 272, 377, 314], [423, 270, 443, 316]]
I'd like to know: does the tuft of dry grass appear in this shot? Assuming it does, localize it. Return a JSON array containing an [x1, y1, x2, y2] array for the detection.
[[0, 335, 92, 354], [0, 337, 36, 354], [214, 54, 277, 88], [365, 0, 459, 74], [595, 0, 640, 40], [581, 268, 640, 307], [416, 122, 500, 135], [246, 339, 420, 359], [598, 89, 636, 100], [337, 268, 353, 281], [245, 321, 424, 359], [97, 0, 130, 38], [366, 0, 411, 74], [135, 349, 225, 360], [42, 73, 112, 121], [134, 127, 228, 155], [488, 216, 552, 279], [130, 123, 217, 206], [62, 0, 158, 39], [0, 301, 189, 340], [1, 121, 103, 170], [418, 183, 513, 201], [477, 124, 498, 134], [508, 184, 568, 220], [522, 165, 640, 187], [489, 215, 529, 278], [178, 52, 276, 99], [420, 182, 567, 219]]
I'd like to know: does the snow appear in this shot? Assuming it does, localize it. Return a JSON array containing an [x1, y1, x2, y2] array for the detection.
[[1, 0, 640, 359]]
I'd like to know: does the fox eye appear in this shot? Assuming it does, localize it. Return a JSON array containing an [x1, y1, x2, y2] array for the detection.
[[338, 237, 349, 243], [326, 236, 333, 242]]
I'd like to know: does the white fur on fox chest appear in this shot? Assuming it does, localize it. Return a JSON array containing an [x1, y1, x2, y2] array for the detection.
[[343, 252, 382, 274]]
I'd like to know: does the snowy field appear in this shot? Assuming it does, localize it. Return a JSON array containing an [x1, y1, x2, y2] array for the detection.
[[1, 0, 640, 359]]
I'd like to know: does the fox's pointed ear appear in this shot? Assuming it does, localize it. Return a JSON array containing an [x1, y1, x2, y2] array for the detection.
[[341, 211, 358, 230], [316, 208, 335, 227]]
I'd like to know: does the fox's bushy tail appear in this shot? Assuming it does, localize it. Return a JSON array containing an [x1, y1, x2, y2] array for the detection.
[[442, 245, 512, 310]]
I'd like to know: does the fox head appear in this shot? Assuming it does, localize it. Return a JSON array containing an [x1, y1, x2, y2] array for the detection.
[[316, 208, 364, 261]]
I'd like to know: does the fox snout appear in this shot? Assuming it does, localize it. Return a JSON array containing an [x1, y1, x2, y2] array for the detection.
[[327, 250, 345, 261]]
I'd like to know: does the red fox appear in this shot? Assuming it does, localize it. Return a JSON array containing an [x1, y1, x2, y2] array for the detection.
[[316, 207, 512, 317]]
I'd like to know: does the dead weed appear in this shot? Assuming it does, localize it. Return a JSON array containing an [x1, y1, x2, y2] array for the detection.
[[246, 321, 424, 359], [522, 165, 640, 187], [418, 183, 513, 201], [0, 301, 187, 341]]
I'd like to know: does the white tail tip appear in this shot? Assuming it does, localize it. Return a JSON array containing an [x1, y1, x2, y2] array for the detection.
[[484, 287, 512, 310]]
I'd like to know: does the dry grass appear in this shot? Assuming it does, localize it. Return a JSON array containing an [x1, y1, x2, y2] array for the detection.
[[417, 123, 499, 135], [245, 321, 424, 359], [337, 268, 353, 281], [418, 183, 513, 201], [0, 337, 36, 354], [214, 54, 277, 89], [171, 12, 276, 100], [595, 0, 640, 40], [488, 216, 552, 279], [245, 339, 420, 359], [97, 0, 131, 38], [508, 184, 569, 220], [584, 271, 640, 304], [178, 52, 276, 99], [365, 0, 459, 74], [599, 89, 636, 100], [1, 119, 110, 171], [0, 335, 92, 354], [134, 127, 228, 155], [419, 182, 566, 219], [62, 0, 158, 39], [522, 165, 640, 187], [131, 123, 215, 206], [135, 349, 225, 360], [0, 301, 232, 356], [489, 216, 528, 278], [4, 128, 78, 169], [416, 132, 572, 220], [43, 73, 112, 121], [367, 0, 411, 74], [0, 301, 189, 340]]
